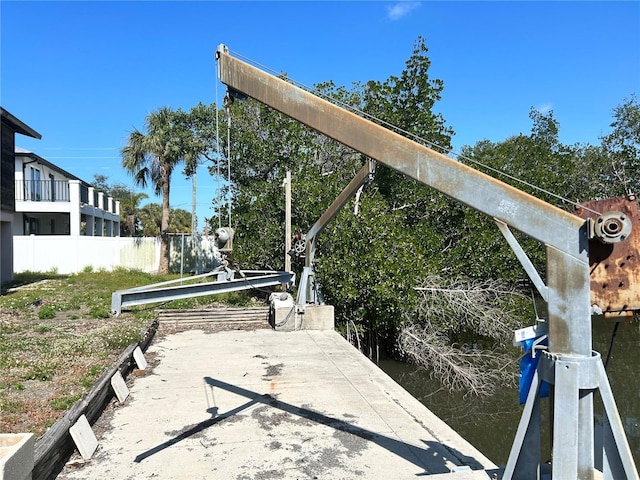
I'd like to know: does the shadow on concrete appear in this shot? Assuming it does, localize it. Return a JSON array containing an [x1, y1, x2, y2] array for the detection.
[[134, 376, 492, 476], [133, 400, 260, 463]]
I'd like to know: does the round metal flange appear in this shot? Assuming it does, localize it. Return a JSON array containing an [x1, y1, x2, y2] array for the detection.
[[593, 211, 632, 244], [214, 227, 233, 250]]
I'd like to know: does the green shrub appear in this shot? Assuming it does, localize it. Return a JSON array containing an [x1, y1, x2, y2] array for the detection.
[[88, 305, 110, 319], [50, 392, 81, 411], [226, 291, 252, 306], [38, 305, 56, 320]]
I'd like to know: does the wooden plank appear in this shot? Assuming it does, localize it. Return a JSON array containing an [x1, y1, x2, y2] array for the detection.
[[156, 307, 270, 325]]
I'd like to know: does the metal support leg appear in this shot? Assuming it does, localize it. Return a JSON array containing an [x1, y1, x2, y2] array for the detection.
[[578, 387, 595, 479], [296, 266, 313, 308], [597, 361, 639, 479], [503, 369, 542, 479], [553, 358, 581, 478], [504, 351, 638, 480]]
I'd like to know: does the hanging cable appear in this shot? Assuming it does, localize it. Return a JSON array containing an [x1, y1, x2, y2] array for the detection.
[[226, 98, 232, 228], [215, 76, 222, 229], [604, 321, 621, 370], [225, 49, 602, 216]]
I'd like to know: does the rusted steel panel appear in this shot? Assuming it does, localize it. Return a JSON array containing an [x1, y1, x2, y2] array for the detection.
[[574, 195, 640, 316]]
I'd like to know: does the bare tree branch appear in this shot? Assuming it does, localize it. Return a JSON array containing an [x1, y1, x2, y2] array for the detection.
[[398, 275, 525, 396], [399, 322, 518, 397]]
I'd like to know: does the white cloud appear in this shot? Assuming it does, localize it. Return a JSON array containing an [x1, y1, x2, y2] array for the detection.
[[536, 103, 553, 114], [386, 2, 421, 21]]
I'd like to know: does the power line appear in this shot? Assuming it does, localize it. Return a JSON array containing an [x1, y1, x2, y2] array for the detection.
[[45, 156, 120, 159], [40, 147, 120, 151]]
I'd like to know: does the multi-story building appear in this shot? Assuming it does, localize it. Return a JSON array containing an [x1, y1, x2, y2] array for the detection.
[[14, 148, 120, 237]]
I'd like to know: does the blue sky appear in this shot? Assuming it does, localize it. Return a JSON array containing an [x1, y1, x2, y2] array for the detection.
[[2, 1, 638, 230]]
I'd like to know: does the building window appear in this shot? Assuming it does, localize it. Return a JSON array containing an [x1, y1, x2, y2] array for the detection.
[[29, 166, 42, 201], [49, 174, 55, 201], [25, 216, 39, 235]]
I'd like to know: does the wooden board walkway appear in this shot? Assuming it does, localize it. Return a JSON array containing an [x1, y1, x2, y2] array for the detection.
[[156, 306, 271, 327]]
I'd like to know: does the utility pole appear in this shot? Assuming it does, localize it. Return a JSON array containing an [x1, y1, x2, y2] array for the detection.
[[191, 170, 197, 234], [284, 169, 292, 273]]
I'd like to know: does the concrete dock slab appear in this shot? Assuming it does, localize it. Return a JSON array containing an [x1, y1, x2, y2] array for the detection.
[[58, 328, 499, 480]]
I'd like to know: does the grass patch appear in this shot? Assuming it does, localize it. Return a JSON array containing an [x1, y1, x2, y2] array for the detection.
[[0, 396, 26, 415], [81, 364, 106, 388], [38, 305, 56, 320], [225, 291, 253, 306], [21, 360, 58, 381], [88, 305, 110, 319], [34, 324, 54, 334], [163, 291, 253, 310], [0, 381, 25, 391], [1, 270, 63, 290], [0, 269, 178, 434], [99, 320, 147, 350], [50, 392, 82, 411]]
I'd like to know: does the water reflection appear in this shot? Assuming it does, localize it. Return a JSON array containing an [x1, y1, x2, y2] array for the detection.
[[380, 317, 639, 468]]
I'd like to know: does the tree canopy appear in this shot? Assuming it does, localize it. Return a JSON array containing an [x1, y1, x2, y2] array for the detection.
[[137, 203, 192, 236]]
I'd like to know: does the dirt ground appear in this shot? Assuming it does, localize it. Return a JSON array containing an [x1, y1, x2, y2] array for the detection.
[[0, 308, 144, 437]]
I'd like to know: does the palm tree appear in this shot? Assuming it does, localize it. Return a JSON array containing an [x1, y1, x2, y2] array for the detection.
[[121, 107, 187, 273], [118, 191, 149, 236], [91, 174, 149, 237]]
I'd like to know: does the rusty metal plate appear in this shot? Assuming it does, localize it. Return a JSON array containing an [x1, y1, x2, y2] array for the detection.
[[574, 195, 640, 316]]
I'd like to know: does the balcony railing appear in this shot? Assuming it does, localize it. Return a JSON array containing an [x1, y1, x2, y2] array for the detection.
[[16, 180, 118, 214], [16, 180, 70, 202]]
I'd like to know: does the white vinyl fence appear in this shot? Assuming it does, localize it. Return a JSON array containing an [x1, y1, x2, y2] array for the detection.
[[13, 234, 219, 274]]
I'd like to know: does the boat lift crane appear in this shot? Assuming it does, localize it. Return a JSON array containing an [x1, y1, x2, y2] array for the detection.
[[110, 228, 294, 316], [216, 44, 638, 479]]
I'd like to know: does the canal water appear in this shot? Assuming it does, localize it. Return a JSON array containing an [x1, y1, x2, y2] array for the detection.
[[379, 316, 640, 468]]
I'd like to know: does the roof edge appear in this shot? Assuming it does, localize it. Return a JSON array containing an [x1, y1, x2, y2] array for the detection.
[[1, 107, 42, 139], [15, 148, 85, 184]]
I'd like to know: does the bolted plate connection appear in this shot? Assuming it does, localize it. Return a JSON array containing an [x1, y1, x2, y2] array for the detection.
[[574, 194, 640, 317]]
